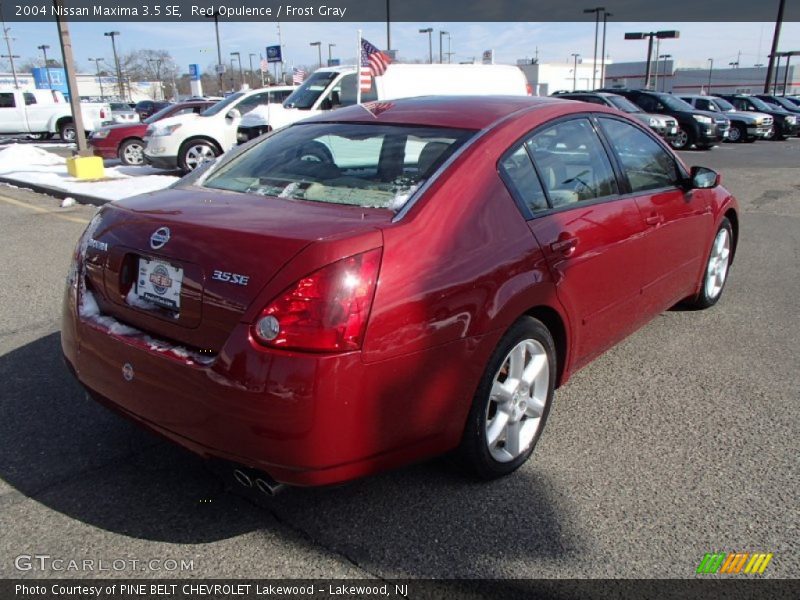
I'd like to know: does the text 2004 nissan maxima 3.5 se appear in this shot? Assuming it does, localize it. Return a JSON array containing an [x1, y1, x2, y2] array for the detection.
[[62, 96, 739, 490]]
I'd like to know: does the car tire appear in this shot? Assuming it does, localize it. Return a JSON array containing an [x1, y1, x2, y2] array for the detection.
[[728, 124, 746, 143], [296, 140, 334, 163], [457, 316, 556, 480], [59, 121, 76, 142], [669, 129, 692, 150], [687, 218, 733, 310], [118, 138, 145, 166], [178, 139, 220, 172]]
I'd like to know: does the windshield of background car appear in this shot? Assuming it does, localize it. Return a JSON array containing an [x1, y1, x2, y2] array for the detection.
[[110, 103, 130, 111], [769, 97, 796, 111], [712, 97, 735, 111], [748, 97, 777, 112], [203, 122, 476, 210], [658, 95, 695, 111], [200, 92, 245, 116], [283, 72, 338, 109], [607, 95, 643, 113]]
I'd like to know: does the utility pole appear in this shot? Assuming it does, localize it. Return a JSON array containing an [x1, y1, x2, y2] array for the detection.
[[54, 0, 90, 156], [600, 12, 611, 87], [1, 24, 19, 89], [439, 30, 448, 64], [89, 57, 105, 99], [764, 0, 786, 93], [386, 0, 391, 51], [104, 31, 123, 99]]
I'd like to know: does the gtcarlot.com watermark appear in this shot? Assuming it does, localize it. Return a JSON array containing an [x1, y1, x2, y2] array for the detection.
[[14, 554, 195, 573]]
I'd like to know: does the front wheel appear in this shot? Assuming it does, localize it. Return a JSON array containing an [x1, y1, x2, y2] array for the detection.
[[669, 129, 692, 150], [458, 317, 556, 480], [118, 138, 145, 166], [728, 124, 745, 143], [178, 139, 219, 172], [687, 218, 733, 309]]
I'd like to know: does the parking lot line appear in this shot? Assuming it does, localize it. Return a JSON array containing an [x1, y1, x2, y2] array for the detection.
[[0, 194, 90, 224]]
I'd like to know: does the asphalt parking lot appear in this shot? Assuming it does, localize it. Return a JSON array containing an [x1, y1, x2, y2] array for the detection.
[[0, 138, 797, 581]]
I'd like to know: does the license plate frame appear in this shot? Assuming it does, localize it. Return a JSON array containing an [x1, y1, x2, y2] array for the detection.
[[135, 257, 183, 311]]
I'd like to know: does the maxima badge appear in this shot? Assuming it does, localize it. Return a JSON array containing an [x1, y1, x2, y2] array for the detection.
[[150, 227, 170, 250]]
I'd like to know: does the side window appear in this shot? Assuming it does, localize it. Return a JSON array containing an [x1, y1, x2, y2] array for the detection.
[[526, 118, 618, 206], [599, 118, 679, 192], [24, 93, 37, 105], [173, 107, 196, 117], [696, 99, 711, 111], [634, 95, 657, 112], [236, 92, 272, 115], [0, 93, 16, 108], [499, 146, 548, 213]]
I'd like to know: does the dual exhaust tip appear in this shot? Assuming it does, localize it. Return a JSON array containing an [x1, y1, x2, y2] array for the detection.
[[233, 468, 285, 497]]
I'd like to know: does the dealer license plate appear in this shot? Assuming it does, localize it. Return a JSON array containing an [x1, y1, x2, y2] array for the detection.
[[136, 258, 183, 311]]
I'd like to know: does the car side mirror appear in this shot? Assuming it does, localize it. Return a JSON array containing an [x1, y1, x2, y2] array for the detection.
[[225, 108, 241, 120], [690, 166, 720, 189]]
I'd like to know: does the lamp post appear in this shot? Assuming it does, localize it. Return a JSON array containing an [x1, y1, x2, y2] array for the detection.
[[328, 43, 336, 66], [229, 58, 236, 92], [583, 7, 605, 90], [600, 12, 612, 87], [571, 53, 581, 90], [104, 31, 123, 99], [781, 51, 799, 95], [764, 0, 787, 93], [624, 30, 679, 89], [439, 30, 448, 64], [419, 28, 433, 64], [230, 51, 242, 89], [658, 54, 672, 92], [707, 58, 713, 94], [37, 44, 54, 90], [309, 41, 322, 69], [248, 53, 256, 88], [89, 58, 105, 99]]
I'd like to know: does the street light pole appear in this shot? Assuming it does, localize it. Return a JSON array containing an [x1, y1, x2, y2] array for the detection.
[[89, 58, 105, 99], [248, 53, 256, 88], [230, 51, 242, 89], [328, 43, 336, 65], [571, 53, 580, 90], [419, 28, 433, 64], [309, 41, 322, 69], [624, 30, 679, 90], [659, 54, 671, 92], [707, 58, 713, 94], [764, 0, 786, 93], [104, 31, 123, 99], [38, 44, 54, 90], [439, 30, 448, 64], [600, 12, 611, 87], [583, 7, 605, 90]]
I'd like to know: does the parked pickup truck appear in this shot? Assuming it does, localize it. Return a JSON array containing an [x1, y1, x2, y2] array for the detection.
[[0, 89, 110, 141]]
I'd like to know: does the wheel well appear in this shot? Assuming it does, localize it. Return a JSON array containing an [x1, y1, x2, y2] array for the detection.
[[179, 136, 222, 156], [525, 306, 567, 388], [724, 208, 739, 265], [121, 136, 144, 145], [55, 116, 73, 130]]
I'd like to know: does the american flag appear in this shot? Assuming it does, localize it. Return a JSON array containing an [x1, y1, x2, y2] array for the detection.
[[292, 67, 306, 84], [360, 37, 391, 92]]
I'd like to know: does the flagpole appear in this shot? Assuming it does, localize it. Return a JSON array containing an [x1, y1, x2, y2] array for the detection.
[[356, 29, 362, 105]]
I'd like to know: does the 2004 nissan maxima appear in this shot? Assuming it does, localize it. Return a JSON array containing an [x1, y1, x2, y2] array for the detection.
[[62, 96, 739, 489]]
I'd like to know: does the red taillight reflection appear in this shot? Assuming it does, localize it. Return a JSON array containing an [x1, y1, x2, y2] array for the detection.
[[252, 248, 382, 352]]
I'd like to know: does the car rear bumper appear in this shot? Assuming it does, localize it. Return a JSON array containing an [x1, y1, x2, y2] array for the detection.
[[88, 142, 118, 160], [61, 286, 485, 487]]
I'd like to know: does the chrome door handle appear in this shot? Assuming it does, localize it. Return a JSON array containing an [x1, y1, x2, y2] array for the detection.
[[550, 237, 578, 255]]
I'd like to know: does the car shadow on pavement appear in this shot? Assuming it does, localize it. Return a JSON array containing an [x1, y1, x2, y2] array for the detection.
[[0, 332, 577, 576]]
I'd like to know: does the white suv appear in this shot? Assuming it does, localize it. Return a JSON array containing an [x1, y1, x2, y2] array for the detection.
[[143, 86, 294, 171]]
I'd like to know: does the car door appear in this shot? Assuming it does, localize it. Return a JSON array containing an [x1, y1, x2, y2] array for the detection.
[[503, 116, 650, 369], [597, 116, 714, 314], [0, 92, 27, 133]]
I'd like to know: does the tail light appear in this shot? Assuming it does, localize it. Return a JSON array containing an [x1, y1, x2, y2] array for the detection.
[[100, 109, 106, 119], [526, 83, 533, 96], [252, 248, 382, 352]]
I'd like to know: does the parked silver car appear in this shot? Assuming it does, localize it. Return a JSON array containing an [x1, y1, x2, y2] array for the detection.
[[680, 95, 772, 142]]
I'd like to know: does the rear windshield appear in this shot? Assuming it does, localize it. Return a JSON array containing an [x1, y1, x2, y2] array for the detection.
[[203, 122, 475, 210]]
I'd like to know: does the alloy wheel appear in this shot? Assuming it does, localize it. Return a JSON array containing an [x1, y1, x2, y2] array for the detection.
[[184, 144, 217, 170], [122, 142, 144, 165], [671, 130, 689, 149], [705, 228, 731, 300], [485, 339, 549, 463]]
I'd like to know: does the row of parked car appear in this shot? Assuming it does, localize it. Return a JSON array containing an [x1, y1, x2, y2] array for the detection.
[[554, 89, 800, 150]]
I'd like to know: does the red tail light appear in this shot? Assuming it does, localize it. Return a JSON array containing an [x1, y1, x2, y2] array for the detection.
[[100, 109, 106, 119], [252, 248, 382, 352], [526, 83, 533, 96]]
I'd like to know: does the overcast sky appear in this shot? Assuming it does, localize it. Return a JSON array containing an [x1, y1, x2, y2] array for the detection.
[[5, 20, 800, 73]]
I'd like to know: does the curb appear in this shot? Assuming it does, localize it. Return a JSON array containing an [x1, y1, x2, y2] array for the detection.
[[0, 176, 109, 207]]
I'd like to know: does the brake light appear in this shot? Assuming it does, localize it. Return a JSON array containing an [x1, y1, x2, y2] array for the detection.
[[526, 83, 533, 96], [100, 109, 106, 119], [252, 248, 382, 352]]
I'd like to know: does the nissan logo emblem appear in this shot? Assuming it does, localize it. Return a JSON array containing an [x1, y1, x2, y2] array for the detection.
[[150, 227, 170, 250]]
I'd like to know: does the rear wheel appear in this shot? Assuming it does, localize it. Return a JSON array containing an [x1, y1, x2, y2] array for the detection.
[[59, 121, 76, 142], [118, 138, 145, 166], [687, 218, 733, 309], [178, 139, 219, 172], [458, 317, 555, 479]]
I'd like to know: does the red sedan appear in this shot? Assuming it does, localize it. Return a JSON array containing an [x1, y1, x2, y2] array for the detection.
[[62, 96, 738, 491], [89, 101, 214, 165]]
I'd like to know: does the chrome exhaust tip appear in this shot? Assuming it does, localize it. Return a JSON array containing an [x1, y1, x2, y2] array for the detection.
[[233, 468, 253, 488], [255, 476, 285, 497]]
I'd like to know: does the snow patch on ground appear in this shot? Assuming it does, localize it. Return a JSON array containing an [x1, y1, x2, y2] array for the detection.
[[0, 143, 179, 202]]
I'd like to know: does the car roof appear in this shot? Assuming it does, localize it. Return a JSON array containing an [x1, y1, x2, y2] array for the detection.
[[300, 95, 566, 130]]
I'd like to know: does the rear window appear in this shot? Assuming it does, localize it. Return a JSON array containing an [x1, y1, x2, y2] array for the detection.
[[203, 122, 475, 210]]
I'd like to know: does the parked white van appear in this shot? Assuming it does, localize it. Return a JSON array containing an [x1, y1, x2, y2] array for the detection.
[[237, 64, 531, 142], [142, 86, 295, 171]]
